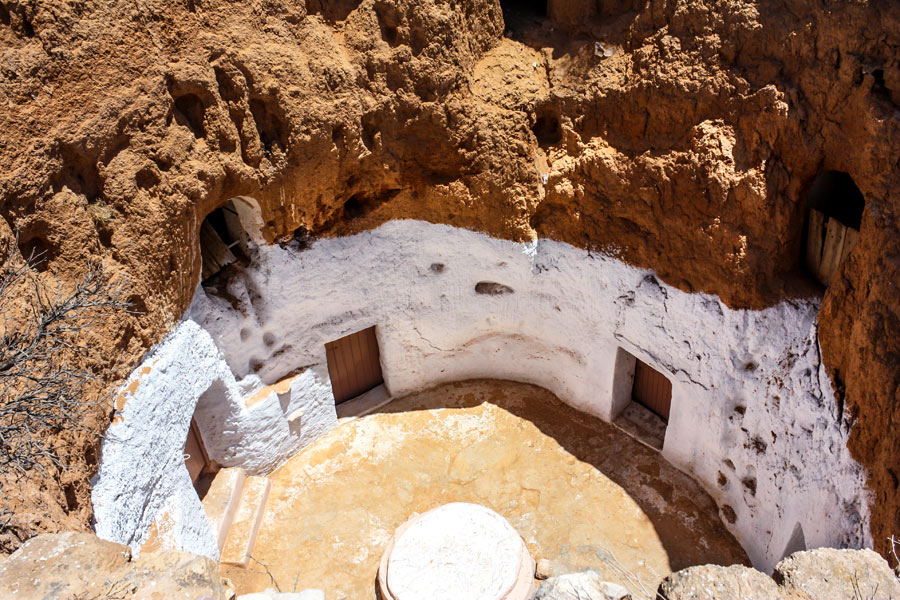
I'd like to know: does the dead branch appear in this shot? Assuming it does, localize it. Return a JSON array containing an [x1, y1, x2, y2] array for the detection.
[[0, 235, 130, 477]]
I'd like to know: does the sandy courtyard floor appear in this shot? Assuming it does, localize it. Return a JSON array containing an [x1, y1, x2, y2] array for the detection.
[[223, 380, 748, 599]]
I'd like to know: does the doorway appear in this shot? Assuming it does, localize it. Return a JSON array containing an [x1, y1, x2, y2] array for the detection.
[[804, 171, 864, 286], [325, 326, 384, 404], [612, 350, 671, 450], [183, 418, 216, 498], [632, 358, 672, 422]]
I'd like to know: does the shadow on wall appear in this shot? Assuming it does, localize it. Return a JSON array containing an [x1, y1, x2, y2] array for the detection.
[[368, 379, 750, 571]]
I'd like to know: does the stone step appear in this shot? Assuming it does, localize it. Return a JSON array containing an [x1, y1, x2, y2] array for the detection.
[[220, 475, 271, 568], [201, 467, 247, 555]]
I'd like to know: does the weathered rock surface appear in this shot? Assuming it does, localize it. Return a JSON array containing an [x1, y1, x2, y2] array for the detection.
[[0, 532, 132, 599], [658, 564, 780, 599], [658, 548, 900, 600], [0, 0, 898, 559], [0, 532, 235, 600], [534, 570, 631, 600], [773, 548, 900, 600]]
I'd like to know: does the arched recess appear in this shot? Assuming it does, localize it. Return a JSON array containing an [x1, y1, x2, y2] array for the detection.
[[804, 171, 865, 286], [199, 196, 264, 281]]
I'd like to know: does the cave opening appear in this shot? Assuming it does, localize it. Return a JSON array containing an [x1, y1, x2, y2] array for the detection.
[[500, 0, 547, 32], [200, 205, 241, 282], [499, 0, 547, 17], [199, 197, 265, 283], [532, 107, 562, 148], [804, 171, 865, 286]]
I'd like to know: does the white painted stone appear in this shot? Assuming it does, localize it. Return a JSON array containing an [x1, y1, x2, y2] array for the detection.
[[93, 220, 871, 571], [535, 571, 631, 600], [91, 321, 336, 558], [380, 503, 533, 600]]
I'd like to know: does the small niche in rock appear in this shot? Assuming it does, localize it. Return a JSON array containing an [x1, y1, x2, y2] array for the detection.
[[64, 484, 78, 511], [475, 281, 514, 295], [500, 0, 547, 20], [280, 226, 312, 252], [249, 97, 287, 153], [20, 13, 34, 37], [343, 195, 368, 220], [533, 107, 562, 148], [18, 235, 56, 272], [500, 0, 547, 39], [360, 114, 380, 151], [135, 167, 160, 190], [374, 2, 401, 47], [332, 124, 345, 146], [53, 144, 102, 200], [342, 189, 400, 221], [173, 93, 206, 139], [305, 0, 362, 22]]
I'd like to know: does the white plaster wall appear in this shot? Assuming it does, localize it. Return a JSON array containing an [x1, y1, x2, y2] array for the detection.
[[91, 320, 337, 557], [93, 219, 870, 571]]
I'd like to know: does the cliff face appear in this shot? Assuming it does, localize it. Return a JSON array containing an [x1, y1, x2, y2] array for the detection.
[[0, 0, 898, 556]]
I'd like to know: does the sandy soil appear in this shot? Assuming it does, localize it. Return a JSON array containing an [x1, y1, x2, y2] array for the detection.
[[223, 380, 748, 599]]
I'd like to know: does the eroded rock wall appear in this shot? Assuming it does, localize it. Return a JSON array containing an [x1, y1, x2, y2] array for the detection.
[[0, 0, 898, 555]]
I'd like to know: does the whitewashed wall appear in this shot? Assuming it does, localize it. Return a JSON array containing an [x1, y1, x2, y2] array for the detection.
[[92, 220, 870, 570]]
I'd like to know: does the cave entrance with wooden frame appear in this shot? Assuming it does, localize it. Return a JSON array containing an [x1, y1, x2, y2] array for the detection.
[[199, 196, 265, 282], [611, 348, 673, 451], [804, 171, 865, 287], [325, 326, 385, 406]]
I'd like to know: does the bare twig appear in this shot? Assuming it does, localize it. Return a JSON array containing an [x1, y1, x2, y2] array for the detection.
[[250, 556, 282, 593], [587, 537, 666, 600], [0, 233, 130, 477]]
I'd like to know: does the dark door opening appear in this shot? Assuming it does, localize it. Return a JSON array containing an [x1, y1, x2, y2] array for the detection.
[[200, 203, 246, 281], [325, 326, 384, 404], [184, 418, 215, 497], [632, 359, 672, 422], [804, 171, 864, 287]]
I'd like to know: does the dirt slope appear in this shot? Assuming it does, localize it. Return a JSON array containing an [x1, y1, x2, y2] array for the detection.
[[0, 0, 898, 557]]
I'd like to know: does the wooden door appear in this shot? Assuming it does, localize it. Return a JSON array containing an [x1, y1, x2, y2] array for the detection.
[[632, 359, 672, 422], [184, 419, 210, 483], [806, 208, 859, 286], [325, 326, 384, 404]]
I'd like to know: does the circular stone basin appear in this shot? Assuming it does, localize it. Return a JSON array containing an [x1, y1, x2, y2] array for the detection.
[[378, 502, 535, 600]]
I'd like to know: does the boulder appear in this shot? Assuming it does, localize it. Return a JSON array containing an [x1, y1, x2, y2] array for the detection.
[[0, 532, 131, 599], [0, 532, 235, 600], [534, 570, 631, 600], [657, 564, 780, 600], [125, 548, 235, 599], [774, 548, 900, 600]]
